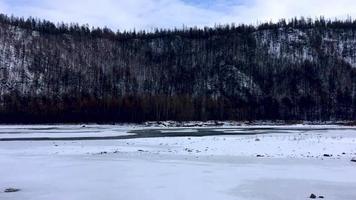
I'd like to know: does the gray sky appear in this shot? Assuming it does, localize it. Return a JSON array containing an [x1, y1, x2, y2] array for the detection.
[[0, 0, 355, 31]]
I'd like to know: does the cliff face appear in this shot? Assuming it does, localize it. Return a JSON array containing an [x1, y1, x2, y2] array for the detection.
[[0, 17, 355, 122]]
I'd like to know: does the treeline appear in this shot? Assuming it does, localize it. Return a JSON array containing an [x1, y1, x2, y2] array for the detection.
[[0, 14, 355, 123], [2, 14, 356, 40]]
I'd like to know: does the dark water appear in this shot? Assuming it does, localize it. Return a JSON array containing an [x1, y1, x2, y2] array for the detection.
[[0, 127, 353, 141]]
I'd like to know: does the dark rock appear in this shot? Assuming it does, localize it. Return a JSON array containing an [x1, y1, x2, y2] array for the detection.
[[214, 121, 224, 126], [351, 157, 356, 162], [157, 122, 167, 127], [310, 194, 317, 199], [255, 138, 261, 142], [4, 188, 20, 193], [137, 150, 144, 152], [323, 154, 332, 157], [318, 196, 324, 199], [256, 154, 264, 157]]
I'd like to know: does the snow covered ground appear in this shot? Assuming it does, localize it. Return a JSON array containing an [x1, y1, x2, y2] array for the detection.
[[1, 125, 356, 200]]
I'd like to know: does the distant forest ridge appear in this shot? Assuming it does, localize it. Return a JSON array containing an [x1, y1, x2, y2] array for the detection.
[[0, 13, 355, 123], [2, 14, 356, 38]]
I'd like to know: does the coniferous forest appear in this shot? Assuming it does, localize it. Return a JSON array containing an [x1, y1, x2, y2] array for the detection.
[[0, 14, 355, 123]]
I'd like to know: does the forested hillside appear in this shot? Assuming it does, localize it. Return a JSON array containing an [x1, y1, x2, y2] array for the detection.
[[0, 14, 355, 123]]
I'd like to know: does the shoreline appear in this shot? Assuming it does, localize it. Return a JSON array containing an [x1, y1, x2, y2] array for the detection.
[[0, 120, 354, 127]]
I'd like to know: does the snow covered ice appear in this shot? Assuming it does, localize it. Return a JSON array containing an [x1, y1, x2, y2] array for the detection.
[[1, 125, 356, 200]]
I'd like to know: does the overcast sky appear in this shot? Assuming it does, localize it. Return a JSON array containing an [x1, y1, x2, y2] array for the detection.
[[0, 0, 355, 31]]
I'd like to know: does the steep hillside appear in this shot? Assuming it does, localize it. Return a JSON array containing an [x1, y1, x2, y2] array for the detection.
[[0, 15, 355, 122]]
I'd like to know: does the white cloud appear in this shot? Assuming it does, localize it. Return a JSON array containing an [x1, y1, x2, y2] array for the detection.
[[0, 0, 8, 14], [0, 0, 224, 30], [223, 0, 356, 24], [0, 0, 356, 31]]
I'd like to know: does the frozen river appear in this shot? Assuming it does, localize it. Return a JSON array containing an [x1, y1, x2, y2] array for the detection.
[[1, 125, 356, 200]]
